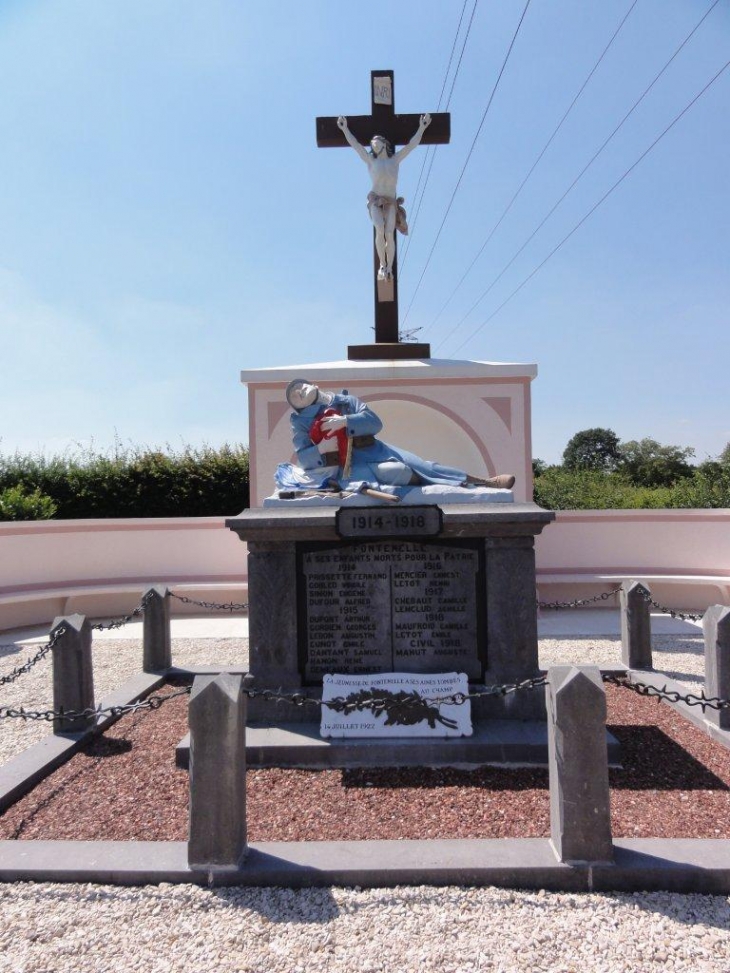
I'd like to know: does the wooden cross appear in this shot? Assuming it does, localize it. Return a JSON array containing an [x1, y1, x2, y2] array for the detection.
[[316, 70, 450, 360]]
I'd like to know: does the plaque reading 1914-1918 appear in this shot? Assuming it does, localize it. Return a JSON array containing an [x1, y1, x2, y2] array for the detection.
[[298, 539, 485, 684]]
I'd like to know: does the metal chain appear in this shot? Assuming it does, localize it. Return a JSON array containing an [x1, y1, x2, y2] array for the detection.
[[0, 627, 66, 686], [636, 588, 704, 623], [5, 669, 728, 727], [242, 674, 548, 710], [603, 672, 729, 711], [92, 591, 155, 631], [538, 583, 705, 622], [0, 684, 192, 723], [169, 591, 248, 613], [537, 586, 622, 611]]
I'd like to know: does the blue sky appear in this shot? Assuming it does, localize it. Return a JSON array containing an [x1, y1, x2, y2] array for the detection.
[[1, 0, 728, 464]]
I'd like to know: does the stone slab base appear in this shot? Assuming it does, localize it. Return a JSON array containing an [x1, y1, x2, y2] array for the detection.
[[3, 838, 730, 893], [175, 722, 621, 770]]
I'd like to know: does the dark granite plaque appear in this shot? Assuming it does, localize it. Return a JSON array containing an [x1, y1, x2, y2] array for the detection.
[[336, 505, 442, 539], [298, 539, 485, 684]]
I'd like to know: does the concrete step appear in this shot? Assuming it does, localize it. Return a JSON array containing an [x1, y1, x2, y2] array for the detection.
[[176, 721, 621, 770]]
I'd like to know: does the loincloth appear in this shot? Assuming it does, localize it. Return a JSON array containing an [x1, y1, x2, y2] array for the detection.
[[367, 192, 408, 235]]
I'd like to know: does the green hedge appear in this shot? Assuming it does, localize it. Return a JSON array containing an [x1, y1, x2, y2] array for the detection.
[[533, 466, 730, 510], [0, 484, 58, 520], [2, 443, 727, 520], [0, 445, 249, 520]]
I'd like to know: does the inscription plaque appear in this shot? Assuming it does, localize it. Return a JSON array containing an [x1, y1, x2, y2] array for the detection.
[[298, 539, 485, 684], [336, 505, 442, 539], [321, 672, 472, 738]]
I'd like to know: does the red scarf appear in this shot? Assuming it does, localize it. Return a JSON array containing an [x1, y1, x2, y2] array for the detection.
[[309, 408, 348, 466]]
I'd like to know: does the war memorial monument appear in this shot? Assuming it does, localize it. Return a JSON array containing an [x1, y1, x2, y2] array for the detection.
[[225, 70, 556, 760]]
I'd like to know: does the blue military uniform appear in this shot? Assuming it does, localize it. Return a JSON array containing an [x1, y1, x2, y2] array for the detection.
[[277, 393, 469, 491]]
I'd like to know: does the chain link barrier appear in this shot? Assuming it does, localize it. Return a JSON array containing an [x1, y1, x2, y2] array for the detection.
[[240, 674, 549, 728], [3, 669, 730, 728], [537, 586, 622, 612], [91, 590, 155, 631], [0, 684, 192, 723], [169, 591, 248, 613], [603, 672, 729, 712], [0, 627, 66, 687], [0, 675, 546, 724], [634, 587, 704, 623], [538, 582, 706, 622]]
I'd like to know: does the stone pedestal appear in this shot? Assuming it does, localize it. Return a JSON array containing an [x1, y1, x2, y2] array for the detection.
[[227, 503, 554, 725]]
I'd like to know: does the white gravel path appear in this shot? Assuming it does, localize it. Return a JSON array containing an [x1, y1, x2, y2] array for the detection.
[[0, 620, 724, 970], [0, 882, 729, 973]]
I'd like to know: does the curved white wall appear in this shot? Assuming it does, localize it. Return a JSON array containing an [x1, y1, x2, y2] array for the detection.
[[0, 518, 248, 629], [535, 509, 730, 610], [1, 509, 728, 629]]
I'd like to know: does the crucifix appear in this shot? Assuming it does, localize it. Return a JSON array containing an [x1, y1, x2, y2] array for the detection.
[[316, 70, 450, 361]]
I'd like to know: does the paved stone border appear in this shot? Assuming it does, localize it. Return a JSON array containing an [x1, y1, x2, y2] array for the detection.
[[3, 662, 730, 891], [0, 671, 165, 813], [2, 838, 730, 893]]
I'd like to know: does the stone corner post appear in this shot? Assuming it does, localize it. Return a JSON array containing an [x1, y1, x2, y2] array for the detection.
[[620, 580, 652, 670], [142, 585, 172, 672], [704, 605, 730, 730], [188, 672, 248, 870], [50, 614, 95, 734], [547, 665, 613, 864]]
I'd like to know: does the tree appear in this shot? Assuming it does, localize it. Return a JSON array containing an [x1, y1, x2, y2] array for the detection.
[[618, 438, 695, 488], [562, 428, 621, 472], [719, 442, 730, 466]]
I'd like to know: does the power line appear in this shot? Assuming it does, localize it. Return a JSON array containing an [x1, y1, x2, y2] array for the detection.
[[425, 0, 641, 336], [401, 0, 533, 325], [448, 54, 730, 357], [404, 0, 468, 238], [438, 0, 722, 351], [400, 0, 478, 274]]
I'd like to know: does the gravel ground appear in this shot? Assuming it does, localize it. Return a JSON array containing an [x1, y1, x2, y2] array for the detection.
[[0, 629, 726, 972], [538, 635, 705, 689], [1, 882, 729, 973]]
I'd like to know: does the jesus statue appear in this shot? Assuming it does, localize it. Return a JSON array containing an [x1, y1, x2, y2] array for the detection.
[[337, 112, 432, 281]]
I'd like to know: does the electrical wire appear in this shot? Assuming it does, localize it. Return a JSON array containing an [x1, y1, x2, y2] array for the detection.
[[403, 1, 468, 250], [401, 0, 533, 325], [437, 0, 722, 351], [425, 0, 641, 335], [448, 54, 730, 357], [400, 0, 478, 274]]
